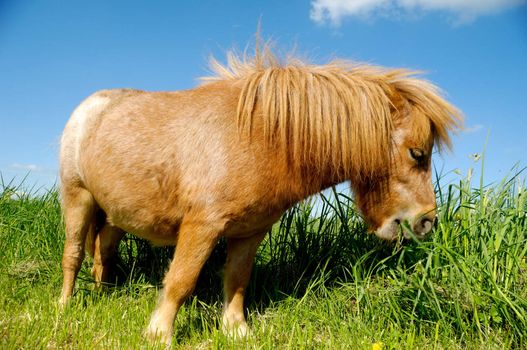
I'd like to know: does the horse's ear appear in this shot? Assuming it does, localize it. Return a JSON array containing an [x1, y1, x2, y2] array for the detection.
[[390, 92, 412, 122]]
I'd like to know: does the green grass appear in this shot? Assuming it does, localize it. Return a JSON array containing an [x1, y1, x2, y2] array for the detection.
[[1, 167, 526, 349]]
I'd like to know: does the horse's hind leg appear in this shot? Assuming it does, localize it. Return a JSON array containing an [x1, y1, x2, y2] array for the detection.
[[92, 223, 125, 286], [222, 232, 266, 337], [59, 185, 96, 305]]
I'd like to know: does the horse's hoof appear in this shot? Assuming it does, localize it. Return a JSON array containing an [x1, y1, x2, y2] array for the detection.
[[144, 318, 172, 346], [143, 328, 172, 347], [222, 321, 251, 339], [58, 295, 70, 310]]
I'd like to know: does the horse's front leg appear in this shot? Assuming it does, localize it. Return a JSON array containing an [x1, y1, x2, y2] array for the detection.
[[145, 219, 221, 345], [222, 232, 266, 337]]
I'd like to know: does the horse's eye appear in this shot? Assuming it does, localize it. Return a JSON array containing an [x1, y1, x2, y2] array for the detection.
[[409, 148, 425, 163]]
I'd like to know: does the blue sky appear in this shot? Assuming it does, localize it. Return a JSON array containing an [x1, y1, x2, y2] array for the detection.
[[1, 0, 526, 192]]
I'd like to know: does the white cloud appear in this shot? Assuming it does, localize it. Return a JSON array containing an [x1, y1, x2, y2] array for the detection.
[[9, 163, 41, 172], [310, 0, 527, 25]]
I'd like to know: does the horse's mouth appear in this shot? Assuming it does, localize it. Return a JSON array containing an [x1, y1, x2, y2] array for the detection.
[[373, 219, 400, 241], [374, 218, 431, 241]]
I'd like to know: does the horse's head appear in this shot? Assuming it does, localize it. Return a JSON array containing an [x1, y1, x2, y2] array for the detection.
[[353, 97, 454, 241]]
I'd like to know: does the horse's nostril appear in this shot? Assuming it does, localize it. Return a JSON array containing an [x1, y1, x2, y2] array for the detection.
[[416, 217, 434, 235], [394, 218, 401, 225]]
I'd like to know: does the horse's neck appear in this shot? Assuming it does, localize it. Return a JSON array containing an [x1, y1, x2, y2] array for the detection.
[[295, 163, 349, 200]]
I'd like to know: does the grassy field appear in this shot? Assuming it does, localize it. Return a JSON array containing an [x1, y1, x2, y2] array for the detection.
[[1, 167, 526, 349]]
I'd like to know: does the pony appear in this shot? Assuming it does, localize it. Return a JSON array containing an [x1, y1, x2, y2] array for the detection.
[[58, 42, 462, 344]]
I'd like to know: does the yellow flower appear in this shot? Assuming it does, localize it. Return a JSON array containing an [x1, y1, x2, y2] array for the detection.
[[372, 342, 383, 350]]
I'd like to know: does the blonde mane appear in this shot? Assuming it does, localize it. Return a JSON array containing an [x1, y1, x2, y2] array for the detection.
[[203, 44, 462, 180]]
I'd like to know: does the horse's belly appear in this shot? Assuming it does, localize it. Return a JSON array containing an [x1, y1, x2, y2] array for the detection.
[[103, 203, 183, 246], [81, 150, 185, 244], [90, 182, 184, 245]]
